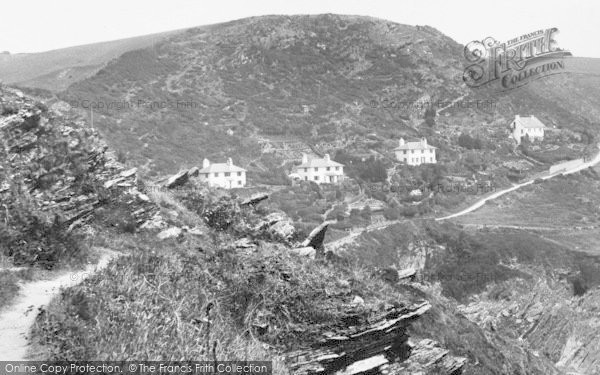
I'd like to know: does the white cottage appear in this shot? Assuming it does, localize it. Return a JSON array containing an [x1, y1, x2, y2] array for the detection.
[[394, 138, 437, 166], [510, 115, 547, 144], [198, 158, 246, 189], [292, 153, 344, 184]]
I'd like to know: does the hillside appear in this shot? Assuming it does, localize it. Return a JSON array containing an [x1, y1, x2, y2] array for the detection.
[[3, 18, 600, 372], [53, 14, 600, 183], [0, 29, 183, 92], [58, 14, 467, 176]]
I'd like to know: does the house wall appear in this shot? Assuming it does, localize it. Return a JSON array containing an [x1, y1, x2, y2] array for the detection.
[[512, 121, 545, 144], [395, 148, 436, 166], [198, 171, 246, 188], [294, 166, 344, 184]]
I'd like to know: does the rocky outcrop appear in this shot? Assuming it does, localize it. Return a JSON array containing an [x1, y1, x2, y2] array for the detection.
[[0, 86, 156, 232], [241, 193, 269, 207], [254, 211, 296, 243], [300, 220, 333, 257], [286, 301, 466, 374], [164, 170, 190, 189]]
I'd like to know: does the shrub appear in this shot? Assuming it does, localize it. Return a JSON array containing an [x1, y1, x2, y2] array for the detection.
[[1, 212, 82, 269], [1, 104, 18, 115], [458, 133, 483, 149]]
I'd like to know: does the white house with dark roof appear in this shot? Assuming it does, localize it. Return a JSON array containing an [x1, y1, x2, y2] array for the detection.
[[198, 157, 246, 189], [510, 115, 547, 144], [292, 153, 344, 184], [394, 138, 437, 166]]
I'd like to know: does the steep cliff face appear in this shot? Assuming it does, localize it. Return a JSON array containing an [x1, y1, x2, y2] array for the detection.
[[459, 277, 600, 375], [286, 301, 466, 375], [334, 221, 600, 374], [0, 85, 154, 266]]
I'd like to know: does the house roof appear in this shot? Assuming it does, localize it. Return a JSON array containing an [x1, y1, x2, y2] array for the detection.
[[295, 157, 344, 169], [199, 163, 246, 173], [514, 115, 547, 129], [394, 141, 437, 150]]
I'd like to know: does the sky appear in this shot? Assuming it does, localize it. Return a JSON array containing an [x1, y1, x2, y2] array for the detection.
[[1, 0, 598, 57]]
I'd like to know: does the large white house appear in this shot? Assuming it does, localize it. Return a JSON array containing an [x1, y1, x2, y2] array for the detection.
[[510, 115, 547, 144], [292, 153, 344, 184], [394, 138, 437, 166], [198, 157, 246, 189]]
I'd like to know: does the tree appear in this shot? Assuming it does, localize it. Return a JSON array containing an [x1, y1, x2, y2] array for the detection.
[[458, 133, 482, 149], [424, 107, 436, 127]]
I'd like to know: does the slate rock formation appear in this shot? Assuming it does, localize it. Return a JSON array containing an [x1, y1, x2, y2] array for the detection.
[[286, 301, 466, 374]]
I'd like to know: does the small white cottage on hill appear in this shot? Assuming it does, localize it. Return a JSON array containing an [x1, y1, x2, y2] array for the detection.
[[510, 115, 547, 144], [198, 158, 246, 189], [292, 153, 344, 184], [394, 138, 437, 166]]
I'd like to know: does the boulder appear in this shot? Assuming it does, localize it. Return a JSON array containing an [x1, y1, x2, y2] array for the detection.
[[140, 213, 168, 230], [398, 267, 417, 281], [165, 170, 189, 189], [268, 220, 296, 242], [157, 226, 183, 240], [233, 238, 256, 249], [241, 193, 269, 207], [254, 211, 297, 243], [301, 220, 334, 256], [120, 167, 137, 178], [188, 166, 199, 177]]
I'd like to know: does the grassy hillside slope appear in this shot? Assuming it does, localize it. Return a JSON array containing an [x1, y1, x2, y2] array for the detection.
[[0, 30, 183, 91]]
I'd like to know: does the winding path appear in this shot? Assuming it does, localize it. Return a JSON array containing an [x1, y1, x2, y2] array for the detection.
[[0, 248, 121, 360], [436, 149, 600, 221], [327, 147, 600, 251]]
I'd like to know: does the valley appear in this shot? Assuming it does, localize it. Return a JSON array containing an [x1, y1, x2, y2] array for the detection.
[[1, 12, 600, 375]]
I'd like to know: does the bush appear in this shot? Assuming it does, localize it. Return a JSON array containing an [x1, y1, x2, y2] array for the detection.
[[202, 196, 241, 231], [1, 212, 82, 269], [1, 104, 18, 115], [458, 133, 483, 149]]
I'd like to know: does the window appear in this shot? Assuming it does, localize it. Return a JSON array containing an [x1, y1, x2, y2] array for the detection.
[[225, 172, 231, 177], [304, 168, 308, 172], [430, 157, 433, 162], [411, 150, 414, 154], [214, 173, 219, 177], [335, 166, 339, 171], [237, 172, 242, 176], [304, 176, 308, 181], [326, 167, 330, 171], [314, 167, 318, 172], [238, 180, 242, 185], [403, 150, 407, 154], [314, 176, 319, 181]]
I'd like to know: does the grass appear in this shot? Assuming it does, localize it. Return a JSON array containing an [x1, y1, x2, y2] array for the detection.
[[454, 169, 600, 230], [31, 227, 412, 364], [0, 271, 21, 311], [26, 185, 572, 375]]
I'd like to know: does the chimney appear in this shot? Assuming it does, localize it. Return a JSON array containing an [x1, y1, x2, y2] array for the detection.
[[202, 158, 210, 169], [227, 157, 233, 166], [324, 153, 330, 161], [301, 153, 308, 164], [399, 138, 405, 146]]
